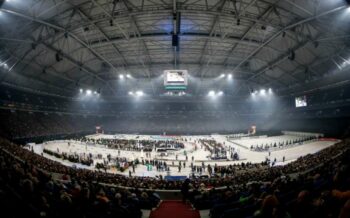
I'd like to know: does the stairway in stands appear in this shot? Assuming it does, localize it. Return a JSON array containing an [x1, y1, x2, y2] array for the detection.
[[149, 201, 200, 218]]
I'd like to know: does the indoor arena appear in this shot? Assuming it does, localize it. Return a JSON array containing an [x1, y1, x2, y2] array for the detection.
[[0, 0, 350, 218]]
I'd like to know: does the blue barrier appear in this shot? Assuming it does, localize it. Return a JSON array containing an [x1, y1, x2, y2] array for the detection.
[[164, 176, 187, 181]]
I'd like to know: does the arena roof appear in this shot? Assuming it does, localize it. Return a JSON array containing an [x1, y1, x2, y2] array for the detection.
[[0, 0, 350, 98]]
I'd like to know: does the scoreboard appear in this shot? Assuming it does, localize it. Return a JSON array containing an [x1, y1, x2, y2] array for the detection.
[[164, 70, 188, 90], [295, 96, 307, 107]]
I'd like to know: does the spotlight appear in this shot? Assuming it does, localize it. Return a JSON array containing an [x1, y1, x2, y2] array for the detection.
[[178, 91, 186, 96], [126, 74, 131, 78], [260, 89, 266, 95], [227, 74, 233, 79], [208, 90, 215, 96], [268, 88, 273, 94], [136, 91, 144, 96], [94, 91, 97, 95], [218, 91, 224, 96], [119, 74, 124, 79], [79, 88, 83, 93], [128, 91, 134, 95], [86, 89, 92, 95], [220, 74, 226, 78]]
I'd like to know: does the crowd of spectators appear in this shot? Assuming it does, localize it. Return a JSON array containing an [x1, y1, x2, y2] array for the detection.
[[0, 137, 348, 191], [0, 148, 160, 218], [1, 136, 350, 217], [0, 110, 93, 139], [191, 141, 350, 218]]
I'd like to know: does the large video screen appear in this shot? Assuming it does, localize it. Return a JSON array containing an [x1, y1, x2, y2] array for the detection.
[[295, 96, 307, 107], [164, 70, 188, 90]]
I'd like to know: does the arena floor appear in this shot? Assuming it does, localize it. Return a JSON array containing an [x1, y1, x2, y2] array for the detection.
[[30, 134, 339, 178]]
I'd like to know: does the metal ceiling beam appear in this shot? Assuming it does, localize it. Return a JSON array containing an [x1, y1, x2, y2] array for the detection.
[[0, 8, 119, 71], [2, 1, 325, 67], [215, 0, 283, 94], [271, 47, 350, 90], [0, 31, 106, 91], [42, 42, 117, 94], [1, 63, 74, 95], [243, 33, 330, 88], [35, 0, 70, 18], [283, 0, 313, 16], [0, 34, 89, 90], [0, 32, 291, 56], [88, 32, 264, 48], [222, 2, 278, 66], [278, 53, 350, 90], [75, 7, 128, 67], [246, 37, 315, 82], [90, 0, 129, 40], [0, 7, 118, 94], [20, 0, 329, 48], [120, 0, 156, 94], [198, 0, 227, 69], [70, 59, 270, 71], [5, 50, 86, 87], [230, 5, 347, 74]]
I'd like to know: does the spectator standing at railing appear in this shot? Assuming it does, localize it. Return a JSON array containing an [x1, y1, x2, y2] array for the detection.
[[181, 179, 191, 203]]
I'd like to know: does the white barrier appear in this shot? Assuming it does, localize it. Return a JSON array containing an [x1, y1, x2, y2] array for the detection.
[[282, 131, 324, 138]]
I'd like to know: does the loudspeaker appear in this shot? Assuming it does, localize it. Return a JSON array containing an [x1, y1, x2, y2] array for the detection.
[[288, 50, 295, 61], [172, 34, 179, 47], [55, 53, 62, 62]]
